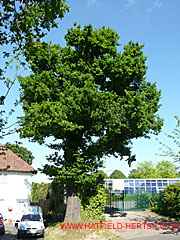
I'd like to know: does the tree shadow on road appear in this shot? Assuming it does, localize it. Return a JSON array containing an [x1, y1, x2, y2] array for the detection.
[[139, 214, 180, 235]]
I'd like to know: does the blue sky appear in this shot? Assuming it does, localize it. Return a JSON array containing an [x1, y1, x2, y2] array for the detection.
[[1, 0, 180, 182]]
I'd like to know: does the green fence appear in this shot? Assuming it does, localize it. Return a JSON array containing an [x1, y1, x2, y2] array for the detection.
[[105, 191, 154, 213]]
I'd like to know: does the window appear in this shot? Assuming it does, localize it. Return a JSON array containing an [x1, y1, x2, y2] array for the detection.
[[146, 187, 151, 192], [135, 182, 139, 187], [169, 180, 176, 184], [105, 180, 113, 189], [21, 214, 41, 222], [124, 181, 128, 187], [124, 187, 129, 194], [129, 187, 134, 194]]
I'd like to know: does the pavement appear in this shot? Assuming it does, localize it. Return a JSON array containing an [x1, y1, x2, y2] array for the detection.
[[0, 223, 44, 240], [105, 211, 180, 240]]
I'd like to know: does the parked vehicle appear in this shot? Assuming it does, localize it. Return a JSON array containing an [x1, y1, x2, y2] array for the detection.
[[0, 213, 5, 235], [15, 205, 43, 228], [17, 213, 45, 239]]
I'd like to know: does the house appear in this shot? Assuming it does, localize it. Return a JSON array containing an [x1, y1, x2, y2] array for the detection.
[[0, 144, 36, 221]]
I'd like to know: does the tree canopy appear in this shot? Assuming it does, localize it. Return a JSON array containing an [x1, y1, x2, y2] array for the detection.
[[18, 23, 163, 190], [18, 23, 163, 221], [0, 0, 69, 51], [95, 170, 109, 179], [5, 142, 34, 165], [128, 160, 179, 178], [31, 182, 50, 202], [0, 0, 69, 138], [109, 169, 127, 179]]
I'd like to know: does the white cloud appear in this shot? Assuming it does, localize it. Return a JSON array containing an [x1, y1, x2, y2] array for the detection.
[[121, 0, 163, 16], [120, 0, 142, 13], [124, 0, 142, 8], [87, 0, 97, 6], [146, 0, 163, 17]]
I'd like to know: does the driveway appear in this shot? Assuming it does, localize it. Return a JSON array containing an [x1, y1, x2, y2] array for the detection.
[[0, 223, 44, 240], [105, 211, 180, 240]]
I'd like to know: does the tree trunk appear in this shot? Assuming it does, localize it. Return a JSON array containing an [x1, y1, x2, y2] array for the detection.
[[64, 188, 81, 224]]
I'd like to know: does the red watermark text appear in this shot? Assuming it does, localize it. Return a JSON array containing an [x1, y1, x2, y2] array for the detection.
[[60, 222, 180, 230]]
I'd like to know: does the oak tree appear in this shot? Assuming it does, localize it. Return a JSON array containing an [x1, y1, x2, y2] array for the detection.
[[18, 24, 163, 222]]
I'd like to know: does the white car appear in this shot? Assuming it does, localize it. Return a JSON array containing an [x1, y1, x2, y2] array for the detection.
[[15, 206, 43, 228], [17, 214, 45, 239]]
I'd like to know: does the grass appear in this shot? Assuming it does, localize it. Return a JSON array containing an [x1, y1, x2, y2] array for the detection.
[[45, 223, 123, 240]]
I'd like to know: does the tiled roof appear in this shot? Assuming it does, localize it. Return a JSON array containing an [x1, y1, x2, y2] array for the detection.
[[0, 144, 36, 173]]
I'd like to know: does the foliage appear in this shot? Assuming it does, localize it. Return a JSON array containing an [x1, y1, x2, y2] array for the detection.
[[0, 0, 69, 138], [128, 160, 179, 178], [0, 0, 69, 50], [96, 170, 109, 179], [81, 188, 107, 222], [156, 160, 178, 178], [154, 183, 180, 220], [31, 182, 50, 202], [45, 205, 66, 226], [159, 116, 180, 162], [149, 191, 164, 213], [79, 170, 109, 206], [5, 142, 34, 165], [109, 169, 127, 179], [49, 178, 65, 218], [129, 161, 156, 178], [31, 179, 65, 224], [134, 192, 151, 210], [18, 23, 163, 199]]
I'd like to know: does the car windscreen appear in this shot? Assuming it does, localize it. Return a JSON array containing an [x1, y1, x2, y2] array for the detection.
[[21, 214, 41, 222]]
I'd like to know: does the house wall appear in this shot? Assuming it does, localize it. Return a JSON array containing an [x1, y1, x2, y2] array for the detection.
[[0, 172, 33, 221]]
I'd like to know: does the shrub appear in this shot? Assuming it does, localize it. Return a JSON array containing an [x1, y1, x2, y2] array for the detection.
[[150, 192, 164, 213], [159, 182, 180, 219], [81, 187, 107, 222]]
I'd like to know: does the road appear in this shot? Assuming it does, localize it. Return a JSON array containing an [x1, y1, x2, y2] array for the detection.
[[105, 211, 180, 240], [131, 235, 180, 240], [0, 223, 44, 240]]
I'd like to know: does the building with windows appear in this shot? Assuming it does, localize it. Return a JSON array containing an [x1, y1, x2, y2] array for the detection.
[[104, 178, 180, 194]]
